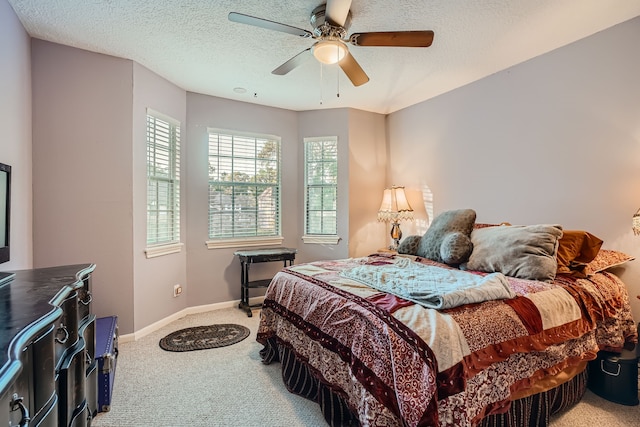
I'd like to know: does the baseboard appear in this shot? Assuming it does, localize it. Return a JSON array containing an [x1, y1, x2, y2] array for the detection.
[[119, 296, 265, 343]]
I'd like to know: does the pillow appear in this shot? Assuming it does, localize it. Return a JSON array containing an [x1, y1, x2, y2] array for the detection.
[[583, 249, 634, 276], [556, 230, 603, 274], [397, 235, 421, 255], [461, 224, 563, 282], [417, 209, 476, 264], [440, 232, 473, 265]]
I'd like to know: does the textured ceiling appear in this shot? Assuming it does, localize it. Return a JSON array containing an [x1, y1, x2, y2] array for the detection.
[[8, 0, 640, 114]]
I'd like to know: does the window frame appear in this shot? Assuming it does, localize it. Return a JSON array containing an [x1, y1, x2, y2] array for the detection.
[[144, 108, 182, 258], [302, 136, 340, 245], [206, 128, 283, 249]]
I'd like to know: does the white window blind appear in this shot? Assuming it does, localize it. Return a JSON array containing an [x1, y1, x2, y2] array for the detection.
[[146, 110, 180, 247], [208, 129, 281, 240], [304, 137, 337, 236]]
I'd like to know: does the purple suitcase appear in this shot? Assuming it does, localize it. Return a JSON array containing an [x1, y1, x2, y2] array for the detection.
[[95, 316, 118, 412]]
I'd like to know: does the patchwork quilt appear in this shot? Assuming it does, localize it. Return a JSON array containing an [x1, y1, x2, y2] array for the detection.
[[257, 254, 636, 427]]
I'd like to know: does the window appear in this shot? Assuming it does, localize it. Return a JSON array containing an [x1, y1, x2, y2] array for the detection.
[[303, 137, 339, 244], [207, 129, 282, 248], [145, 109, 181, 257]]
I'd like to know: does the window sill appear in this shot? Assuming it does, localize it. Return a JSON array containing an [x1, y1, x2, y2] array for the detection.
[[206, 236, 284, 250], [301, 235, 341, 245], [145, 242, 184, 259]]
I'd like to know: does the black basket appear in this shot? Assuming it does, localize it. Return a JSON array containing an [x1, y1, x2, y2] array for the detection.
[[588, 348, 639, 406]]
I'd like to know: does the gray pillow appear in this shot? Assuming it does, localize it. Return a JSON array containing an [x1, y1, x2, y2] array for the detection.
[[461, 224, 563, 282], [397, 235, 422, 255], [417, 209, 476, 264], [440, 232, 473, 265]]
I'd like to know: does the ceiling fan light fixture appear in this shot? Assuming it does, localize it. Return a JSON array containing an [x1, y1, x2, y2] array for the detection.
[[312, 40, 347, 64]]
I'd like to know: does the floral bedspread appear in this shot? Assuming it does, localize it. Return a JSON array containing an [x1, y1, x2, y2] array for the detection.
[[257, 254, 637, 427]]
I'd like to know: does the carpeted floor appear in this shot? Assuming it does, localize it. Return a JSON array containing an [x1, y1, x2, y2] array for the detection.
[[91, 307, 640, 427]]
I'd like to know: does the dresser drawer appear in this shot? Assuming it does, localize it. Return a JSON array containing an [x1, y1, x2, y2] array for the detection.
[[31, 323, 58, 421], [79, 316, 96, 363], [85, 361, 98, 421], [55, 291, 79, 371], [57, 343, 86, 427], [79, 316, 98, 421], [77, 275, 92, 322]]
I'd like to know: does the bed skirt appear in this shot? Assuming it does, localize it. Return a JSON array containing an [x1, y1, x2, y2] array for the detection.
[[260, 337, 588, 427]]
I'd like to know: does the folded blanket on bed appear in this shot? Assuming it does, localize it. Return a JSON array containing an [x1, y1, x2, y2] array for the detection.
[[341, 257, 515, 309]]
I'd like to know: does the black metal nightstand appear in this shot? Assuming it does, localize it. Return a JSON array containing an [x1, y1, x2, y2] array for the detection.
[[234, 247, 297, 317]]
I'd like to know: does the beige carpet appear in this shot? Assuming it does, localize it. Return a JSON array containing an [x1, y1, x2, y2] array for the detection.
[[91, 307, 639, 427]]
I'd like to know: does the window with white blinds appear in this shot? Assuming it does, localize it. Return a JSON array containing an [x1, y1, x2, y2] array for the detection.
[[304, 137, 338, 240], [207, 129, 281, 244], [146, 110, 180, 249]]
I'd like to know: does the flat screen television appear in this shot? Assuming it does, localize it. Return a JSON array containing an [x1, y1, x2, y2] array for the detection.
[[0, 162, 11, 265]]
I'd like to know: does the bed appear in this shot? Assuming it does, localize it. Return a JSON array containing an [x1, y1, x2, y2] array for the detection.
[[256, 211, 637, 427]]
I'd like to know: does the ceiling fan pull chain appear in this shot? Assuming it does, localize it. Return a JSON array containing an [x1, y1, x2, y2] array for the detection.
[[336, 44, 340, 98], [337, 63, 340, 98], [320, 63, 324, 105]]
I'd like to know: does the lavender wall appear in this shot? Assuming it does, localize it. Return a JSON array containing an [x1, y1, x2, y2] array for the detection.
[[387, 17, 640, 320], [297, 109, 351, 263], [185, 93, 300, 309], [0, 0, 32, 270], [296, 108, 389, 261], [132, 63, 188, 332], [30, 43, 191, 335], [347, 109, 388, 256], [31, 40, 136, 331]]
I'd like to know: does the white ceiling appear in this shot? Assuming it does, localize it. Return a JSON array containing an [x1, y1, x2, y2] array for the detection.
[[8, 0, 640, 114]]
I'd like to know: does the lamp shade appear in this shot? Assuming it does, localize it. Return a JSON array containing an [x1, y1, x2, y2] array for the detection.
[[312, 40, 347, 65], [377, 186, 414, 222]]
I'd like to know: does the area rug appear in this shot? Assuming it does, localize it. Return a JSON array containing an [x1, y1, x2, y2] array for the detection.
[[159, 324, 250, 352]]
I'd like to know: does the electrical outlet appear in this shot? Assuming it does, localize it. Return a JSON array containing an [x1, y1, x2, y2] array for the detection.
[[173, 284, 182, 297]]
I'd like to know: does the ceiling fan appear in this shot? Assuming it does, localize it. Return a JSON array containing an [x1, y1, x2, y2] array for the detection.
[[228, 0, 434, 87]]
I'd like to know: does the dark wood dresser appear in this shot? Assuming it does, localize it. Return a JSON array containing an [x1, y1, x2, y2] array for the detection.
[[0, 264, 96, 426]]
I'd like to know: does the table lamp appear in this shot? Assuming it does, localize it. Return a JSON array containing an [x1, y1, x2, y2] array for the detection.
[[377, 186, 414, 249]]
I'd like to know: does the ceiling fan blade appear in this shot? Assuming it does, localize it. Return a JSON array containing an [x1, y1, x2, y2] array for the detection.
[[325, 0, 352, 27], [349, 31, 434, 47], [228, 12, 313, 38], [338, 52, 369, 87], [272, 48, 313, 75]]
